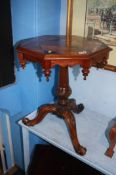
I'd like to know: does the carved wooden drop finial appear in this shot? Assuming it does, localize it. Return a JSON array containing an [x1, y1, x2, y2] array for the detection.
[[82, 67, 90, 80], [18, 53, 26, 69], [43, 68, 51, 81], [42, 61, 51, 81]]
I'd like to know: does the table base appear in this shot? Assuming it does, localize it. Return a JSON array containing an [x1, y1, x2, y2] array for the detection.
[[23, 100, 86, 155], [22, 66, 87, 156]]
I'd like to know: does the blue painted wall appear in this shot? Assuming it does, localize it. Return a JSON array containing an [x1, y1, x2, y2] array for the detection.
[[11, 0, 61, 114], [0, 0, 61, 168]]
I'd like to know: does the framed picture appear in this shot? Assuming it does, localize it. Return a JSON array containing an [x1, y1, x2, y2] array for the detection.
[[84, 0, 116, 70]]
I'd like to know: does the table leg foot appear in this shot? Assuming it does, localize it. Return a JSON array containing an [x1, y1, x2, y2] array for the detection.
[[62, 110, 86, 156], [22, 104, 57, 126], [105, 147, 114, 158], [68, 99, 84, 114]]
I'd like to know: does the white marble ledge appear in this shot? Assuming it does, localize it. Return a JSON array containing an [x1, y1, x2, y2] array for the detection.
[[19, 108, 116, 175]]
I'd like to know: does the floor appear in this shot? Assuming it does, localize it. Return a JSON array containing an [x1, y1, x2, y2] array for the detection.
[[1, 145, 104, 175], [28, 144, 104, 175], [0, 160, 24, 175], [13, 170, 24, 175]]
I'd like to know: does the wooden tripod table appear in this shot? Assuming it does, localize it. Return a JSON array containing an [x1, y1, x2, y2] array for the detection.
[[17, 35, 111, 156]]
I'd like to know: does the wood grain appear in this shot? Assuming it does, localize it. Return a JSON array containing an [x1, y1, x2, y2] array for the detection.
[[17, 35, 111, 156]]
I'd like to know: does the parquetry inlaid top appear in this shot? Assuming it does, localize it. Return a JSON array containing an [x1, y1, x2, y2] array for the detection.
[[16, 35, 111, 79], [17, 35, 110, 60]]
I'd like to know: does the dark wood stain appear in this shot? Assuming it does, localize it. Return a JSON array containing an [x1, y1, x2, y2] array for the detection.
[[17, 35, 111, 156]]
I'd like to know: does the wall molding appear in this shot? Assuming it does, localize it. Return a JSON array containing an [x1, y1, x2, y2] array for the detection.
[[0, 109, 15, 173], [104, 64, 116, 72]]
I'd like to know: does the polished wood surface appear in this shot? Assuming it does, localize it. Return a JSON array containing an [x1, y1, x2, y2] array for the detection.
[[17, 35, 111, 156], [17, 35, 111, 80], [17, 36, 110, 58]]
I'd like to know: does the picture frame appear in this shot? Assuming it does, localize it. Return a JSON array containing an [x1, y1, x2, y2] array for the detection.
[[84, 0, 116, 71]]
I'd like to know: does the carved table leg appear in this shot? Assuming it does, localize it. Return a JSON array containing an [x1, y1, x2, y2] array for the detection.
[[22, 104, 57, 126], [62, 110, 86, 155], [105, 122, 116, 158], [22, 66, 86, 156], [68, 99, 84, 114]]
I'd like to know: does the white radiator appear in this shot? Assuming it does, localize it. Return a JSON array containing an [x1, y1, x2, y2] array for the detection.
[[0, 109, 15, 174]]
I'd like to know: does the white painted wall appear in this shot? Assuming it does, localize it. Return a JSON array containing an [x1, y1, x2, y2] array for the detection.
[[60, 0, 116, 119], [69, 67, 116, 118], [72, 0, 86, 36]]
